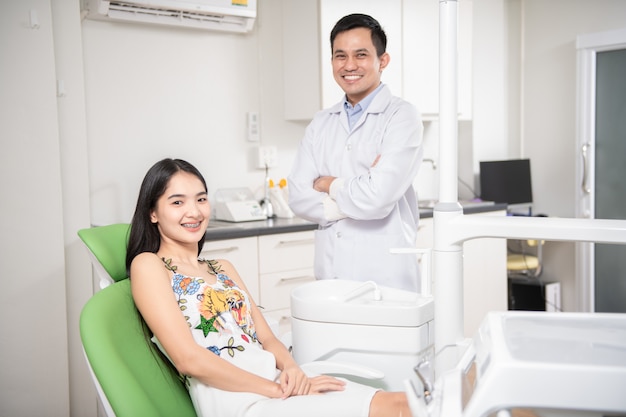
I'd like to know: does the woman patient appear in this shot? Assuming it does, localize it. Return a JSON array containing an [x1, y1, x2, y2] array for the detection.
[[126, 158, 411, 417]]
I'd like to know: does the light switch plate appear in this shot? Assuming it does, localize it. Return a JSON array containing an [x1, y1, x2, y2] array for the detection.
[[258, 145, 278, 169], [247, 112, 260, 142]]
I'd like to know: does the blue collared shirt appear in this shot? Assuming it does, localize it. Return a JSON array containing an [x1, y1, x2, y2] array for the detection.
[[343, 83, 385, 131]]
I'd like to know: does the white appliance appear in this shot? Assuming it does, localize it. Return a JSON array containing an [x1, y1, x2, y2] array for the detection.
[[81, 0, 257, 33], [406, 311, 626, 417], [213, 188, 266, 222], [291, 279, 434, 391]]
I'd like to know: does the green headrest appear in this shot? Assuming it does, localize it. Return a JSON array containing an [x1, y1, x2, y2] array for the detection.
[[78, 223, 131, 282]]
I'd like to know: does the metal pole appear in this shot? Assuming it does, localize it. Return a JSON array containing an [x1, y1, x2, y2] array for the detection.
[[433, 0, 466, 374]]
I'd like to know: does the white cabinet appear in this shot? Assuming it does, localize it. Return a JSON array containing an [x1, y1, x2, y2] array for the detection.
[[200, 237, 260, 302], [258, 231, 316, 334], [416, 210, 506, 337], [402, 0, 473, 120], [282, 0, 472, 121]]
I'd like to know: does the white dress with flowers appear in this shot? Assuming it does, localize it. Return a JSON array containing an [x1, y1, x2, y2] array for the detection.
[[158, 258, 377, 417]]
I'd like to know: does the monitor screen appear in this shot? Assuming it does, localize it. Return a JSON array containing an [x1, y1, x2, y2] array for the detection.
[[479, 159, 533, 205]]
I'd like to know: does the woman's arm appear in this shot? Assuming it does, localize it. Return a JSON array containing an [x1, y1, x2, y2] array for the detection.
[[218, 259, 346, 398], [130, 253, 283, 398]]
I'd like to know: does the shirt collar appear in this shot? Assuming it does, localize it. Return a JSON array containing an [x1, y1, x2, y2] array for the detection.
[[343, 83, 385, 113]]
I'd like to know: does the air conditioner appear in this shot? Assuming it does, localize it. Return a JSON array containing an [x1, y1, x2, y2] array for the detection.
[[82, 0, 256, 33]]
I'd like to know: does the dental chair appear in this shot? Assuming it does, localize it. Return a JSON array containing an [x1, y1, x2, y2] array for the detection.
[[80, 278, 197, 417], [78, 224, 384, 416], [78, 224, 192, 416]]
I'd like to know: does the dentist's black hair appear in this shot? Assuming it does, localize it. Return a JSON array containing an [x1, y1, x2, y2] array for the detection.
[[126, 158, 208, 275], [330, 13, 387, 57]]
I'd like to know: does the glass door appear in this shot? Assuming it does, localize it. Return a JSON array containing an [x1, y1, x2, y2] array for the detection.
[[594, 49, 626, 312], [576, 29, 626, 312]]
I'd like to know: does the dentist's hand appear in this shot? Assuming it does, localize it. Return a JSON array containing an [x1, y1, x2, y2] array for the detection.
[[313, 176, 335, 194]]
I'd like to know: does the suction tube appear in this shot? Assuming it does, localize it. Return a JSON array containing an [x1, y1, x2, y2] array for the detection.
[[339, 281, 382, 302]]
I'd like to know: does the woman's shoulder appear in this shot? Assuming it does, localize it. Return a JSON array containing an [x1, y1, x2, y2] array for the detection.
[[132, 251, 161, 265], [130, 252, 167, 278]]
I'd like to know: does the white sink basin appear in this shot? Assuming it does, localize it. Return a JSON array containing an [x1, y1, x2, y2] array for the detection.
[[291, 279, 433, 327]]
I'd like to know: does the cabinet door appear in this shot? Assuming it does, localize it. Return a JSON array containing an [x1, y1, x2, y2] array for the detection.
[[201, 237, 260, 302], [402, 0, 472, 120], [258, 231, 315, 274], [259, 268, 316, 311], [258, 231, 316, 336], [462, 211, 507, 337]]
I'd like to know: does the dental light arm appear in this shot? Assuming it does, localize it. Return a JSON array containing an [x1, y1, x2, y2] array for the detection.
[[433, 0, 626, 376]]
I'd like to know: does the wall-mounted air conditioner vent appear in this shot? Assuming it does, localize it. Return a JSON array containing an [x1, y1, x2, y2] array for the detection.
[[83, 0, 257, 33]]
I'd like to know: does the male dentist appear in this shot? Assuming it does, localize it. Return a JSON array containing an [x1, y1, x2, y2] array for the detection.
[[288, 13, 424, 292]]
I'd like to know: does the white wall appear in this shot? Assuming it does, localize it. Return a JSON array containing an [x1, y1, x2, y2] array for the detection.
[[0, 1, 71, 415], [82, 2, 308, 226]]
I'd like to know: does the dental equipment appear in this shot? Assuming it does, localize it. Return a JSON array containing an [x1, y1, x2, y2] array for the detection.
[[335, 280, 382, 302], [403, 1, 626, 416], [291, 279, 434, 391]]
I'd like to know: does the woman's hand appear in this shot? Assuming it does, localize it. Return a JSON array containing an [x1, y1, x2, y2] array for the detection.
[[279, 365, 346, 398], [279, 364, 309, 398], [307, 375, 346, 394]]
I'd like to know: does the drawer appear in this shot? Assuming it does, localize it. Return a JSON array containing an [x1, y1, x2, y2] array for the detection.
[[258, 231, 315, 274], [200, 237, 260, 302], [259, 268, 315, 311]]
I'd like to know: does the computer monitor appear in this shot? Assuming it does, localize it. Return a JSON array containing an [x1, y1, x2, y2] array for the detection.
[[479, 159, 533, 208]]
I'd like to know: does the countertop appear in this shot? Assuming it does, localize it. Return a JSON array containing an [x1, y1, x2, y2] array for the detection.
[[205, 216, 317, 241], [205, 201, 507, 241]]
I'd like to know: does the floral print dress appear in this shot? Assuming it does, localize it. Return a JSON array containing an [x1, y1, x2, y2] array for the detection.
[[156, 258, 278, 417], [154, 258, 377, 417]]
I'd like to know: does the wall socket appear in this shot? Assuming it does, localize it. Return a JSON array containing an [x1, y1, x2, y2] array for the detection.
[[257, 145, 278, 169]]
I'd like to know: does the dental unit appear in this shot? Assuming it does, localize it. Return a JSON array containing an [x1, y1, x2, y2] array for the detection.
[[291, 1, 626, 416], [407, 2, 626, 416]]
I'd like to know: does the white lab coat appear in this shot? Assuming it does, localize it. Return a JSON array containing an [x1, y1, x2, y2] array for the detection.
[[288, 85, 424, 292]]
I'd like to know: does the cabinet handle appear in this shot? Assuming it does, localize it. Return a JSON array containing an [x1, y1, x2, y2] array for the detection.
[[279, 275, 314, 283], [581, 142, 591, 195], [277, 238, 314, 247], [203, 246, 239, 254]]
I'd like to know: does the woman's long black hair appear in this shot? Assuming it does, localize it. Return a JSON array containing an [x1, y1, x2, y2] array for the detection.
[[125, 158, 208, 275]]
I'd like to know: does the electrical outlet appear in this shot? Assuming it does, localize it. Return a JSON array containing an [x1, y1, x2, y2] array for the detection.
[[258, 146, 278, 169]]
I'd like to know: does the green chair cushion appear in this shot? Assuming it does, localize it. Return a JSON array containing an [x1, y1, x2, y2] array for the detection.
[[80, 279, 196, 417]]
